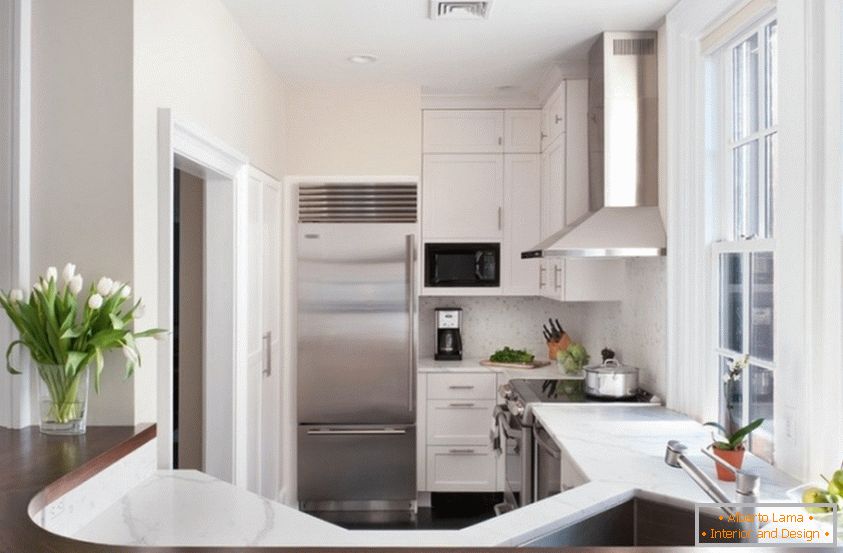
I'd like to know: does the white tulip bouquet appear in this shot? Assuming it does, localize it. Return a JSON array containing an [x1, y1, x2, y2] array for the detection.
[[0, 264, 164, 429]]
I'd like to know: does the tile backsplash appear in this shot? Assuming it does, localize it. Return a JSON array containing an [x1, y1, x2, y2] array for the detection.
[[419, 257, 667, 399]]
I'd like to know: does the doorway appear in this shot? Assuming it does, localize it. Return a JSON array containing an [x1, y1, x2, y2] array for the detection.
[[173, 168, 205, 470]]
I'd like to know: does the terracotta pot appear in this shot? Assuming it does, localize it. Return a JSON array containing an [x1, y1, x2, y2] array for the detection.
[[712, 446, 745, 481]]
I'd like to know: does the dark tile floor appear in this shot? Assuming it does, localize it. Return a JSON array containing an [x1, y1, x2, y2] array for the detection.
[[310, 493, 503, 530]]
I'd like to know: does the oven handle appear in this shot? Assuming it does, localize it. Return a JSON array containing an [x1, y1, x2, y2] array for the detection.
[[496, 409, 517, 437], [534, 427, 561, 459]]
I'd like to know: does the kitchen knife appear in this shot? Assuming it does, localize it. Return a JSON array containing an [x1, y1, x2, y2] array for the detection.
[[548, 318, 560, 340], [554, 318, 564, 335], [542, 329, 551, 341], [542, 324, 554, 340]]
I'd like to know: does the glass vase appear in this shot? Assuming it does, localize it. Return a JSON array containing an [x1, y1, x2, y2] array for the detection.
[[37, 364, 89, 435]]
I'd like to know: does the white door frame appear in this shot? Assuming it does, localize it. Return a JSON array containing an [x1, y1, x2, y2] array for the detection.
[[157, 109, 250, 486]]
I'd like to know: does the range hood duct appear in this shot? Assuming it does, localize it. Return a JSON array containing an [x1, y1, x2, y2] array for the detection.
[[524, 31, 665, 258]]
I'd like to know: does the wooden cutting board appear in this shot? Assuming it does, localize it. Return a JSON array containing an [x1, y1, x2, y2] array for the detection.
[[479, 359, 552, 370]]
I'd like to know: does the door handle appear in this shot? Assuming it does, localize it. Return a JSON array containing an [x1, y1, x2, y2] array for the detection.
[[554, 264, 562, 290], [448, 402, 476, 408], [539, 265, 547, 288], [262, 331, 272, 377], [448, 448, 476, 455], [497, 207, 503, 230], [307, 428, 408, 436], [448, 385, 474, 390], [406, 234, 416, 412]]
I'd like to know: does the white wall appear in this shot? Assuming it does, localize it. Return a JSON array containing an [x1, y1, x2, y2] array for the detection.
[[132, 0, 287, 423], [30, 0, 135, 425], [284, 84, 421, 176]]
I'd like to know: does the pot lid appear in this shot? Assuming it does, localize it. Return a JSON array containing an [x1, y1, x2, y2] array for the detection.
[[585, 358, 639, 374]]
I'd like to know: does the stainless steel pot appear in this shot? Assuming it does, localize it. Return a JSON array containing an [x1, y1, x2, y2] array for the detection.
[[584, 359, 639, 398]]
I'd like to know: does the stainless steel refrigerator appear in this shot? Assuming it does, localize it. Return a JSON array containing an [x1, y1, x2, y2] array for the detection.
[[296, 183, 417, 513]]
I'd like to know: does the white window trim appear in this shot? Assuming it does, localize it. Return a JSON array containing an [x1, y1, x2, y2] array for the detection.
[[666, 0, 843, 480]]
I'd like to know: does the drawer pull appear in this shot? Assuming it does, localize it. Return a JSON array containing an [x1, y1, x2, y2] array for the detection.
[[448, 448, 476, 454], [448, 385, 475, 390], [448, 402, 475, 408]]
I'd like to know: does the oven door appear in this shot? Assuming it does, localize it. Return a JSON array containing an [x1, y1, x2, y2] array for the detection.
[[533, 421, 561, 502], [497, 408, 532, 510]]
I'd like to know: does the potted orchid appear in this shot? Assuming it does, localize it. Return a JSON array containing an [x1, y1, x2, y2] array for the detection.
[[0, 264, 164, 435]]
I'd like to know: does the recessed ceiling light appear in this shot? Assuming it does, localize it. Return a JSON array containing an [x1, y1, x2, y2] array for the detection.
[[347, 55, 378, 64]]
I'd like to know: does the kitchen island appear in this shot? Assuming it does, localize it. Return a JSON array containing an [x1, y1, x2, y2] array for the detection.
[[18, 403, 810, 549]]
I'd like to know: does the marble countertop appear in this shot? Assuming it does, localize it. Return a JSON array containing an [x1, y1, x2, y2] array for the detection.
[[418, 356, 563, 380], [70, 405, 803, 548]]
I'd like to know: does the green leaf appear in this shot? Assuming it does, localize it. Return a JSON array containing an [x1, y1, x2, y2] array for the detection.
[[5, 340, 24, 374], [109, 313, 125, 330], [94, 348, 104, 393], [134, 328, 166, 338], [65, 350, 90, 377], [728, 418, 764, 449], [703, 421, 728, 435]]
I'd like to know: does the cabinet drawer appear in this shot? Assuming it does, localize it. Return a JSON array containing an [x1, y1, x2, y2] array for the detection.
[[426, 445, 498, 492], [427, 373, 497, 399], [426, 399, 496, 445]]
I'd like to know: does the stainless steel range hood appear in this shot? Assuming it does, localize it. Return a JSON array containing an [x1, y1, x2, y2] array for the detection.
[[524, 31, 665, 258]]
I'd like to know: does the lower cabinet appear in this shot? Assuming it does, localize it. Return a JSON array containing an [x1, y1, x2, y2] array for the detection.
[[426, 445, 498, 492], [418, 371, 504, 493]]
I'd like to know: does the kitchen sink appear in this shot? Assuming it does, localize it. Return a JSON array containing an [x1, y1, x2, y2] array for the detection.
[[521, 498, 733, 547]]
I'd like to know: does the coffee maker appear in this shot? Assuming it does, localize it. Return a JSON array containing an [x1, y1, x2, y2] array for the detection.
[[434, 308, 463, 361]]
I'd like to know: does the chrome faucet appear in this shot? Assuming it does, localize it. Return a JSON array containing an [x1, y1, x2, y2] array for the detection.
[[665, 440, 760, 516]]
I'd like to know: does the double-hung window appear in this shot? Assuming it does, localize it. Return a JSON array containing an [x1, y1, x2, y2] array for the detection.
[[712, 17, 777, 462]]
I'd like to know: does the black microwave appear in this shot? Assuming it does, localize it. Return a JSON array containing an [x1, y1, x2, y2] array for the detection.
[[424, 243, 500, 287]]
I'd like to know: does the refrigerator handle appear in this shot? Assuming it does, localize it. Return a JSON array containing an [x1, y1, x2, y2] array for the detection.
[[406, 233, 416, 413]]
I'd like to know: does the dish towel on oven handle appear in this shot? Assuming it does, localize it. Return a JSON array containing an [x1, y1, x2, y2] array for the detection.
[[490, 404, 505, 455]]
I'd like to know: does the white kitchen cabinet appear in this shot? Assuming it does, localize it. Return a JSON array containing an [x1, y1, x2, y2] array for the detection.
[[565, 79, 590, 224], [542, 82, 566, 151], [426, 446, 498, 492], [246, 167, 283, 499], [503, 154, 541, 295], [504, 110, 542, 153], [422, 154, 503, 241], [540, 133, 566, 240], [418, 372, 502, 493], [423, 110, 504, 154]]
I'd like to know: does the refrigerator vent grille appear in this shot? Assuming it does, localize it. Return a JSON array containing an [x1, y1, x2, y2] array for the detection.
[[298, 183, 418, 223]]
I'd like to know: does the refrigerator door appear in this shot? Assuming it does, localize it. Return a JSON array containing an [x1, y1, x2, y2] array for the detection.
[[297, 223, 416, 424], [298, 424, 416, 509]]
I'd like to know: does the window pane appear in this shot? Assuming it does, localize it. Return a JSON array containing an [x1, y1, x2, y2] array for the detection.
[[765, 21, 778, 128], [750, 252, 774, 361], [720, 253, 743, 352], [733, 141, 759, 239], [749, 365, 774, 462], [733, 33, 759, 141], [762, 133, 776, 238], [720, 356, 744, 432]]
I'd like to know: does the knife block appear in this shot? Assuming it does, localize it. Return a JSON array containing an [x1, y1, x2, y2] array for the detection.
[[547, 333, 571, 361]]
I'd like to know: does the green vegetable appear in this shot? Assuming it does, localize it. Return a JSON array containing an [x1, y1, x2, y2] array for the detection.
[[490, 347, 535, 364], [557, 343, 589, 374]]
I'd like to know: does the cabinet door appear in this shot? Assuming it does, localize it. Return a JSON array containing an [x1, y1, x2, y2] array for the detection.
[[542, 83, 566, 150], [427, 399, 497, 445], [541, 135, 566, 240], [565, 79, 590, 224], [426, 445, 498, 492], [503, 154, 541, 295], [504, 110, 541, 153], [422, 154, 503, 240], [423, 110, 504, 153]]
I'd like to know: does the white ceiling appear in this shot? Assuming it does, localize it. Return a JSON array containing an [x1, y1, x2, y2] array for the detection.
[[221, 0, 678, 95]]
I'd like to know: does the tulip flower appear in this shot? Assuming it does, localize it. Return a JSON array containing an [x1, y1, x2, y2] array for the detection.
[[88, 293, 103, 310], [33, 282, 43, 294], [109, 280, 123, 296], [45, 267, 58, 282], [68, 275, 83, 295], [61, 263, 76, 284], [9, 289, 23, 303], [96, 277, 114, 297], [121, 285, 131, 298]]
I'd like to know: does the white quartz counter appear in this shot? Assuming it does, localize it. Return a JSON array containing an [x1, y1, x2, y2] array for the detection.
[[69, 403, 805, 547], [418, 356, 563, 380]]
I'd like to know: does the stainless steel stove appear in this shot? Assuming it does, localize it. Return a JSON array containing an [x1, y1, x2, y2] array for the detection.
[[495, 378, 660, 513]]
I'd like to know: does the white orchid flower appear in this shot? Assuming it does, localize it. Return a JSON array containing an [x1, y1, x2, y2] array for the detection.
[[9, 289, 24, 303], [133, 303, 145, 319], [96, 277, 114, 297], [45, 266, 58, 282], [68, 274, 84, 295], [109, 280, 123, 296], [61, 263, 76, 284], [88, 293, 104, 309]]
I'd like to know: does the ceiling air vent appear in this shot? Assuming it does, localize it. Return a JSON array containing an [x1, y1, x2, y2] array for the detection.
[[612, 38, 656, 56], [429, 0, 493, 20]]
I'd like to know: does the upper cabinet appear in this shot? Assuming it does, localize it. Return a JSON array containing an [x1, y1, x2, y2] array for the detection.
[[422, 154, 504, 241], [504, 110, 542, 153], [423, 110, 504, 154], [542, 84, 566, 151]]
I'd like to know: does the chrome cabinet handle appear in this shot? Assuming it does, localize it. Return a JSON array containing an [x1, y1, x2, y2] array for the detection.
[[497, 136, 503, 146], [448, 385, 474, 390], [448, 402, 475, 408], [262, 331, 271, 376], [448, 448, 476, 455], [307, 428, 407, 436], [554, 264, 562, 290], [497, 207, 502, 230], [406, 234, 415, 413], [539, 265, 547, 288]]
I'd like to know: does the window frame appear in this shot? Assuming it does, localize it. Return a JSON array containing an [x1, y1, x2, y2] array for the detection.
[[709, 12, 777, 460]]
